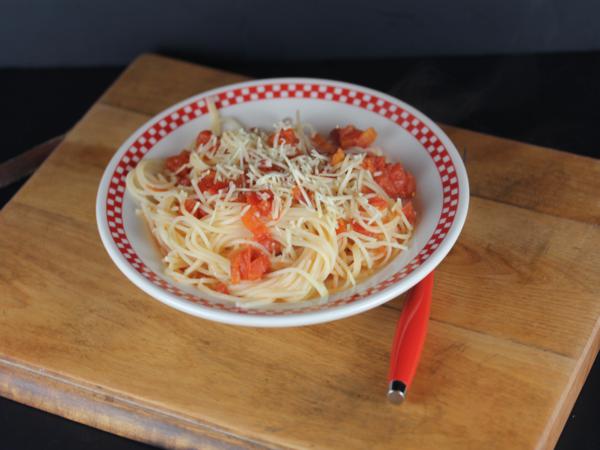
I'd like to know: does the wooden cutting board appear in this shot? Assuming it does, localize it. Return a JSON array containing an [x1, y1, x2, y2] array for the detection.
[[1, 54, 599, 450]]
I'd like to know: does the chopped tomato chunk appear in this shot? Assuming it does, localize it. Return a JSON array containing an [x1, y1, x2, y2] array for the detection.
[[177, 173, 192, 186], [267, 128, 298, 147], [255, 233, 282, 254], [165, 150, 190, 173], [374, 246, 388, 257], [375, 163, 416, 199], [291, 186, 303, 202], [242, 206, 270, 237], [165, 151, 192, 185], [351, 220, 375, 237], [311, 133, 337, 154], [336, 219, 348, 234], [363, 155, 416, 199], [361, 186, 374, 195], [368, 196, 388, 210], [183, 198, 206, 219], [291, 186, 313, 205], [195, 130, 219, 152], [198, 170, 229, 195], [329, 128, 341, 145], [331, 126, 377, 149], [213, 282, 230, 294], [330, 148, 345, 166], [198, 170, 215, 191], [362, 155, 386, 173], [230, 246, 271, 283], [402, 201, 417, 225], [196, 130, 213, 146], [246, 253, 270, 280], [245, 191, 273, 217], [355, 127, 377, 148]]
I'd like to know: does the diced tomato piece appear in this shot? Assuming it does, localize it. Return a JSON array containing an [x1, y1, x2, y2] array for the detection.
[[331, 126, 377, 149], [344, 127, 366, 148], [267, 128, 298, 147], [198, 170, 216, 191], [374, 246, 388, 256], [196, 130, 213, 147], [336, 219, 347, 234], [361, 186, 374, 195], [329, 128, 341, 146], [351, 220, 375, 237], [230, 249, 247, 284], [255, 233, 282, 254], [368, 196, 388, 210], [212, 182, 230, 195], [312, 133, 337, 154], [247, 252, 270, 281], [375, 163, 416, 199], [291, 186, 303, 202], [230, 246, 271, 283], [402, 201, 417, 225], [242, 206, 270, 237], [355, 127, 377, 147], [246, 191, 273, 217], [195, 130, 219, 152], [291, 186, 313, 205], [334, 126, 363, 148], [165, 150, 190, 173], [198, 170, 229, 195], [176, 171, 192, 186], [362, 155, 386, 173], [183, 198, 206, 219], [183, 198, 196, 212], [330, 148, 345, 166], [224, 176, 245, 202], [213, 282, 230, 294], [363, 155, 416, 199]]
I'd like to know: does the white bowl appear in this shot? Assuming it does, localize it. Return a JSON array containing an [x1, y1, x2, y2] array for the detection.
[[96, 78, 469, 327]]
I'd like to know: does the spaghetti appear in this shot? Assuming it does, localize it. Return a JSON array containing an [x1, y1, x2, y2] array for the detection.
[[126, 104, 417, 307]]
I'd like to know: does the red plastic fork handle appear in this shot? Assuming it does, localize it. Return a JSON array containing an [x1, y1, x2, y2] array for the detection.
[[387, 272, 434, 403]]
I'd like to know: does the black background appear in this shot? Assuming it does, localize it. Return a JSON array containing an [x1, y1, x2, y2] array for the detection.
[[1, 52, 599, 449], [2, 1, 600, 67]]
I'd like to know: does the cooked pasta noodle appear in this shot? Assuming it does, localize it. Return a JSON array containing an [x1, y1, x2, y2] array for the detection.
[[126, 103, 417, 306]]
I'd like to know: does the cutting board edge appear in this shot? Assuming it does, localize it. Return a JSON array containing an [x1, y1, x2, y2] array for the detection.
[[537, 316, 600, 450], [0, 357, 280, 450]]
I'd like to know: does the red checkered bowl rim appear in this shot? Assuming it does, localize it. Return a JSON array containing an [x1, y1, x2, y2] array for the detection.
[[96, 78, 469, 327]]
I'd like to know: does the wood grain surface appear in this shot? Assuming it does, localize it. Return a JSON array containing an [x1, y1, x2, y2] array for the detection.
[[0, 53, 599, 450]]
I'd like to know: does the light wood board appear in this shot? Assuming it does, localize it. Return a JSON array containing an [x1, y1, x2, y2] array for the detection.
[[1, 54, 599, 449]]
